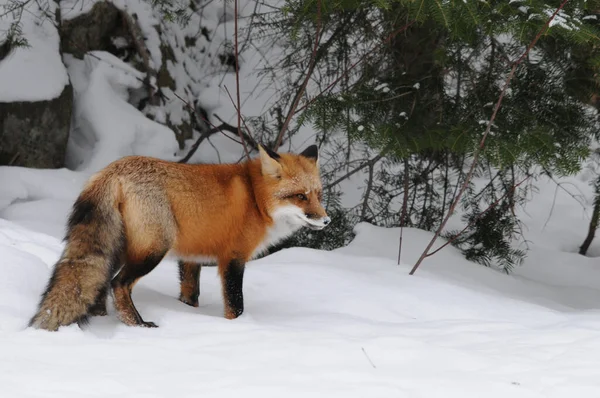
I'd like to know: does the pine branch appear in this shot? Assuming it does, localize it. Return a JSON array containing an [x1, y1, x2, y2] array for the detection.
[[409, 0, 571, 276], [293, 20, 416, 116], [426, 176, 530, 258], [0, 0, 34, 19]]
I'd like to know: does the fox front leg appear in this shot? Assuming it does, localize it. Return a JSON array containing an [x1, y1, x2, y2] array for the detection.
[[219, 258, 245, 319]]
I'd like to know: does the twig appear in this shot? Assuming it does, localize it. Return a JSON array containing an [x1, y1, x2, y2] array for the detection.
[[214, 113, 258, 151], [361, 347, 377, 369], [272, 0, 322, 150], [398, 157, 410, 265], [178, 123, 239, 163], [361, 163, 375, 220], [207, 136, 222, 163], [8, 152, 20, 165], [0, 0, 34, 19], [542, 168, 587, 209], [223, 86, 258, 151], [325, 152, 386, 190], [409, 0, 569, 276], [542, 183, 561, 231]]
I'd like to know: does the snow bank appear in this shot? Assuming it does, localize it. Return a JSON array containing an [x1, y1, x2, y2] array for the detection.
[[65, 51, 179, 173], [0, 0, 69, 102], [1, 132, 600, 397], [0, 219, 63, 331], [0, 166, 84, 237], [0, 50, 181, 235], [2, 208, 600, 396]]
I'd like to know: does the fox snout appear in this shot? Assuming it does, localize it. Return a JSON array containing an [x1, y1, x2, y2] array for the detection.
[[304, 212, 331, 230]]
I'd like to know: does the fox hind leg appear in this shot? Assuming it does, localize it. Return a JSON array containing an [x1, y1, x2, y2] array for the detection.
[[178, 261, 202, 307], [111, 252, 166, 327]]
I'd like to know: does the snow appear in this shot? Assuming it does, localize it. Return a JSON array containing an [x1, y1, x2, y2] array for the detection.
[[64, 51, 179, 173], [3, 0, 600, 395], [0, 166, 84, 236], [3, 158, 600, 396], [0, 0, 70, 102], [545, 8, 577, 31]]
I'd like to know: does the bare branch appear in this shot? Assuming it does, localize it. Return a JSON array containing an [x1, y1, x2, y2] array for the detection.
[[223, 86, 259, 149], [214, 113, 259, 151], [178, 123, 238, 163], [361, 163, 375, 220], [272, 0, 322, 150], [397, 157, 410, 265], [325, 152, 386, 190], [233, 0, 250, 160]]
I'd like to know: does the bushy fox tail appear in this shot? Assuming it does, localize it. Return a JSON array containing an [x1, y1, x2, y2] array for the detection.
[[29, 178, 125, 331]]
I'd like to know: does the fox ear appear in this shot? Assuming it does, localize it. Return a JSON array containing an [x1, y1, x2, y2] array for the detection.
[[300, 144, 319, 166], [259, 144, 282, 178]]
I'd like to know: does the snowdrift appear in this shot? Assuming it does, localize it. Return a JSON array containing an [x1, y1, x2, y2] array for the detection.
[[2, 192, 600, 397]]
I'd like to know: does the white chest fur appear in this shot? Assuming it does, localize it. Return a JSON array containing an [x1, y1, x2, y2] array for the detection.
[[251, 205, 305, 259]]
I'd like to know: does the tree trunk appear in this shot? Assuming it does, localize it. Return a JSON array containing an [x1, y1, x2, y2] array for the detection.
[[579, 185, 600, 255]]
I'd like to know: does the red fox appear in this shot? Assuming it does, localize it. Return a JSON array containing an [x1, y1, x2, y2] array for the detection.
[[29, 144, 330, 331]]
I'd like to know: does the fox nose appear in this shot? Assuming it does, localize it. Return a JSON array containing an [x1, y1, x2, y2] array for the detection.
[[323, 217, 331, 226]]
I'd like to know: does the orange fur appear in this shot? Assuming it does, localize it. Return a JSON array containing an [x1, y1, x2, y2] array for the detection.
[[29, 145, 329, 331]]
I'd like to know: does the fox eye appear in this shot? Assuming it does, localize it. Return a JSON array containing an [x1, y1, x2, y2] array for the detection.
[[296, 193, 308, 201]]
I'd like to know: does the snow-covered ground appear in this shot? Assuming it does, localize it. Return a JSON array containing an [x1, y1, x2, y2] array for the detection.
[[2, 167, 600, 397], [3, 0, 600, 396]]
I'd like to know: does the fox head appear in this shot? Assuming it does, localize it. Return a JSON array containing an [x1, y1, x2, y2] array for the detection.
[[258, 144, 331, 231]]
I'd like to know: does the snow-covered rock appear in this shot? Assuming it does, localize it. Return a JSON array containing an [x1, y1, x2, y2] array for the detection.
[[0, 0, 72, 168]]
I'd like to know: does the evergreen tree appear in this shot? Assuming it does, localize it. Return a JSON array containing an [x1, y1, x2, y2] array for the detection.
[[255, 0, 600, 269]]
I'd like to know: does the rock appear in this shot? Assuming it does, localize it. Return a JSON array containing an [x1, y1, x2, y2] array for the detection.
[[60, 2, 127, 59], [0, 85, 73, 168]]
